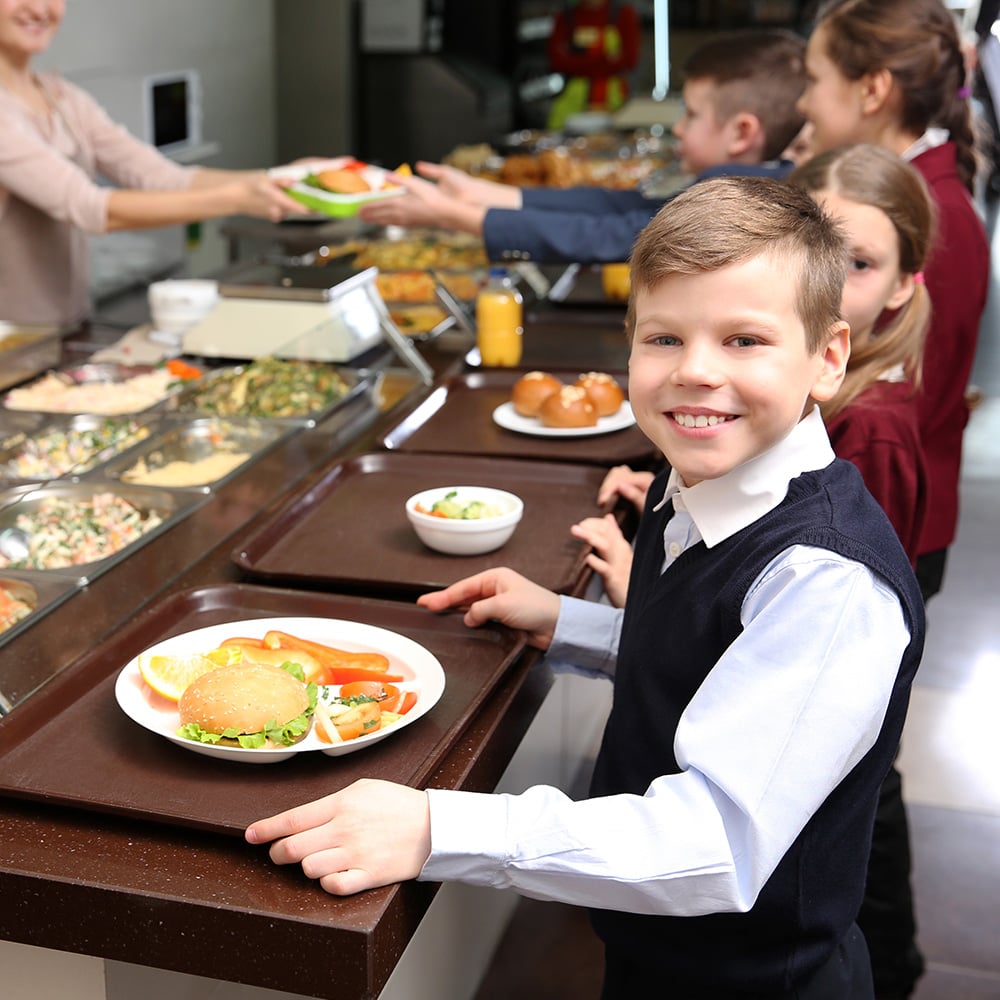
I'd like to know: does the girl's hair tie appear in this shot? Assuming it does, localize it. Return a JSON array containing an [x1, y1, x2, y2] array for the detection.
[[958, 85, 971, 99], [913, 271, 926, 285]]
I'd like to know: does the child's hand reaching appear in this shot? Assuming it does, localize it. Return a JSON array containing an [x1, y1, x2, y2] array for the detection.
[[417, 568, 560, 649], [571, 514, 633, 608], [246, 779, 431, 896], [598, 465, 655, 512]]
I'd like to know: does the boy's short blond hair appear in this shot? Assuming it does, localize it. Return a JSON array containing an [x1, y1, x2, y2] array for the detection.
[[627, 176, 847, 353], [683, 31, 807, 160]]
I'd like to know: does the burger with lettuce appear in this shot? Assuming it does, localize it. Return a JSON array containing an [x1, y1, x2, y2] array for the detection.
[[177, 660, 316, 749]]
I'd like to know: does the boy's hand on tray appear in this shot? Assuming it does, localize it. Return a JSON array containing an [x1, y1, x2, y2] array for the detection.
[[417, 567, 560, 650], [246, 778, 431, 895]]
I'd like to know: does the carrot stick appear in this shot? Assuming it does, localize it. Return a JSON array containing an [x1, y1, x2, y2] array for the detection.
[[219, 636, 265, 648], [263, 630, 391, 673]]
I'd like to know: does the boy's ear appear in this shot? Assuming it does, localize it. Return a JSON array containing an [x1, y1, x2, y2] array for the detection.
[[810, 321, 851, 403], [725, 112, 765, 160], [858, 67, 894, 116]]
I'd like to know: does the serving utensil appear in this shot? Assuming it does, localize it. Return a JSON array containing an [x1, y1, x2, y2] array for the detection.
[[0, 527, 30, 563]]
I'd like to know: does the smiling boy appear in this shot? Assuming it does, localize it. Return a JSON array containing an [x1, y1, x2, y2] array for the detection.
[[247, 178, 925, 1000]]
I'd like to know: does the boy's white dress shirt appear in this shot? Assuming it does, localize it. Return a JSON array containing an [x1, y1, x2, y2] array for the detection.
[[421, 409, 910, 916]]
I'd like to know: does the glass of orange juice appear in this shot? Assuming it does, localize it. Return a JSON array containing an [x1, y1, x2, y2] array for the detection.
[[601, 262, 631, 302], [476, 269, 523, 367]]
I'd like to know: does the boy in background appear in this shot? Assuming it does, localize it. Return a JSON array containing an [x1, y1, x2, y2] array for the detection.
[[359, 32, 808, 264], [248, 178, 925, 999]]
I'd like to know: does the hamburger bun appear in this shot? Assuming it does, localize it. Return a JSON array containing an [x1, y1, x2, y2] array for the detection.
[[512, 370, 563, 416], [178, 662, 312, 746], [575, 371, 625, 416], [314, 168, 371, 194], [539, 385, 598, 428]]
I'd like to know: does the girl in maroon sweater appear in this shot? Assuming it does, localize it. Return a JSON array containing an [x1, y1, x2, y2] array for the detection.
[[789, 144, 933, 568], [798, 0, 990, 602]]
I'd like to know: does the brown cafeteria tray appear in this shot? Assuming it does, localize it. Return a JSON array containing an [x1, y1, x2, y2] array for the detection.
[[380, 370, 656, 466], [0, 584, 525, 835], [232, 451, 607, 595]]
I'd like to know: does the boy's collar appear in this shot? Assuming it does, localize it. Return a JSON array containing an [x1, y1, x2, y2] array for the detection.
[[653, 407, 835, 547]]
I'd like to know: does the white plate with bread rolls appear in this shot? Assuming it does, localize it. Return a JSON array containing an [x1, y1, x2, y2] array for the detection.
[[493, 400, 635, 438], [496, 370, 636, 437]]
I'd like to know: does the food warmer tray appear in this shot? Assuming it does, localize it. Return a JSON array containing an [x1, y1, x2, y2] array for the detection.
[[0, 584, 525, 834], [0, 481, 208, 585], [2, 362, 191, 415], [380, 370, 656, 467], [165, 362, 370, 427], [0, 324, 64, 393], [231, 450, 612, 596], [91, 415, 303, 492], [0, 412, 166, 488], [0, 570, 80, 673]]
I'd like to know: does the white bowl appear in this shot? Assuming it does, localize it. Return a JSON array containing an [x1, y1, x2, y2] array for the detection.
[[405, 486, 523, 556], [148, 279, 219, 335]]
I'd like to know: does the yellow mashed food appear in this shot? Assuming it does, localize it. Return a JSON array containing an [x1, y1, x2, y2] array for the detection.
[[122, 452, 249, 487]]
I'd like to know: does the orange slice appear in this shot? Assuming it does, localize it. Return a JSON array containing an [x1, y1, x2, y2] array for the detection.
[[205, 645, 244, 666], [137, 652, 222, 702]]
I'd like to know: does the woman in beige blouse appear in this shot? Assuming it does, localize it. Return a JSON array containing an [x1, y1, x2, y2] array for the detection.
[[0, 0, 302, 326]]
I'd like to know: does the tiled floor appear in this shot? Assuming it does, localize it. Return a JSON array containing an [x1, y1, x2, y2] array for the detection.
[[474, 237, 1000, 1000]]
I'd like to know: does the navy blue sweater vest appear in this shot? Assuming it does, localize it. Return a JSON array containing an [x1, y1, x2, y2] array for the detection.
[[589, 459, 925, 993]]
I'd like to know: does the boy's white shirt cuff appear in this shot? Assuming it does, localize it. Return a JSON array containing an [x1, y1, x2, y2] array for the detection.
[[420, 788, 510, 886]]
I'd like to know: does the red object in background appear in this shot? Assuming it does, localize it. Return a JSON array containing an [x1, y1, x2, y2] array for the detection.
[[547, 0, 641, 111]]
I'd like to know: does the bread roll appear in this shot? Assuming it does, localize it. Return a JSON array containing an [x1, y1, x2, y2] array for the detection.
[[575, 371, 625, 416], [178, 662, 311, 743], [315, 168, 371, 194], [539, 385, 598, 428], [512, 371, 563, 416]]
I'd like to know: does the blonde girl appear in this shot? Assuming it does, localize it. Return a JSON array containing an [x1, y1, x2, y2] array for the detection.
[[790, 143, 933, 562]]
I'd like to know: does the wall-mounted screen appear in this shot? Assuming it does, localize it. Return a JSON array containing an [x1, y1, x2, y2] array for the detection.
[[143, 70, 202, 153]]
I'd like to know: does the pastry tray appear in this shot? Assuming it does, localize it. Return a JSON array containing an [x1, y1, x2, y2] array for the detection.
[[231, 451, 609, 595], [380, 371, 656, 467], [0, 584, 525, 835]]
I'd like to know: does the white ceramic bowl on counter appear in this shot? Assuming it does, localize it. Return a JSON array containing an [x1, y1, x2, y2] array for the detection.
[[148, 279, 219, 337], [405, 486, 523, 556]]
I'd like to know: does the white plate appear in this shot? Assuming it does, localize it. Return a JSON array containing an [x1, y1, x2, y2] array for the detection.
[[492, 400, 636, 438], [114, 616, 445, 764]]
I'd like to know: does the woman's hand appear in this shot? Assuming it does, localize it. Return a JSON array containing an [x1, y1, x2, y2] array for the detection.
[[228, 172, 304, 221], [417, 567, 560, 649], [571, 514, 633, 608], [246, 779, 431, 896], [597, 465, 655, 511]]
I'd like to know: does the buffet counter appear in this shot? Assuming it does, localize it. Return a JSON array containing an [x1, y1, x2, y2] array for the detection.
[[0, 293, 636, 999]]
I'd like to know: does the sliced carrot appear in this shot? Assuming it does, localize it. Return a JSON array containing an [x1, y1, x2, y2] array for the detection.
[[262, 630, 391, 674], [398, 691, 418, 714]]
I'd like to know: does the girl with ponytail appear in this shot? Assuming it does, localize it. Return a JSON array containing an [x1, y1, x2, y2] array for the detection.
[[798, 0, 989, 603]]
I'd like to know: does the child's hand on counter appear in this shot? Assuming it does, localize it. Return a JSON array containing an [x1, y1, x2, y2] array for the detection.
[[417, 567, 560, 650], [597, 465, 655, 511], [246, 778, 431, 895], [571, 514, 633, 608]]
